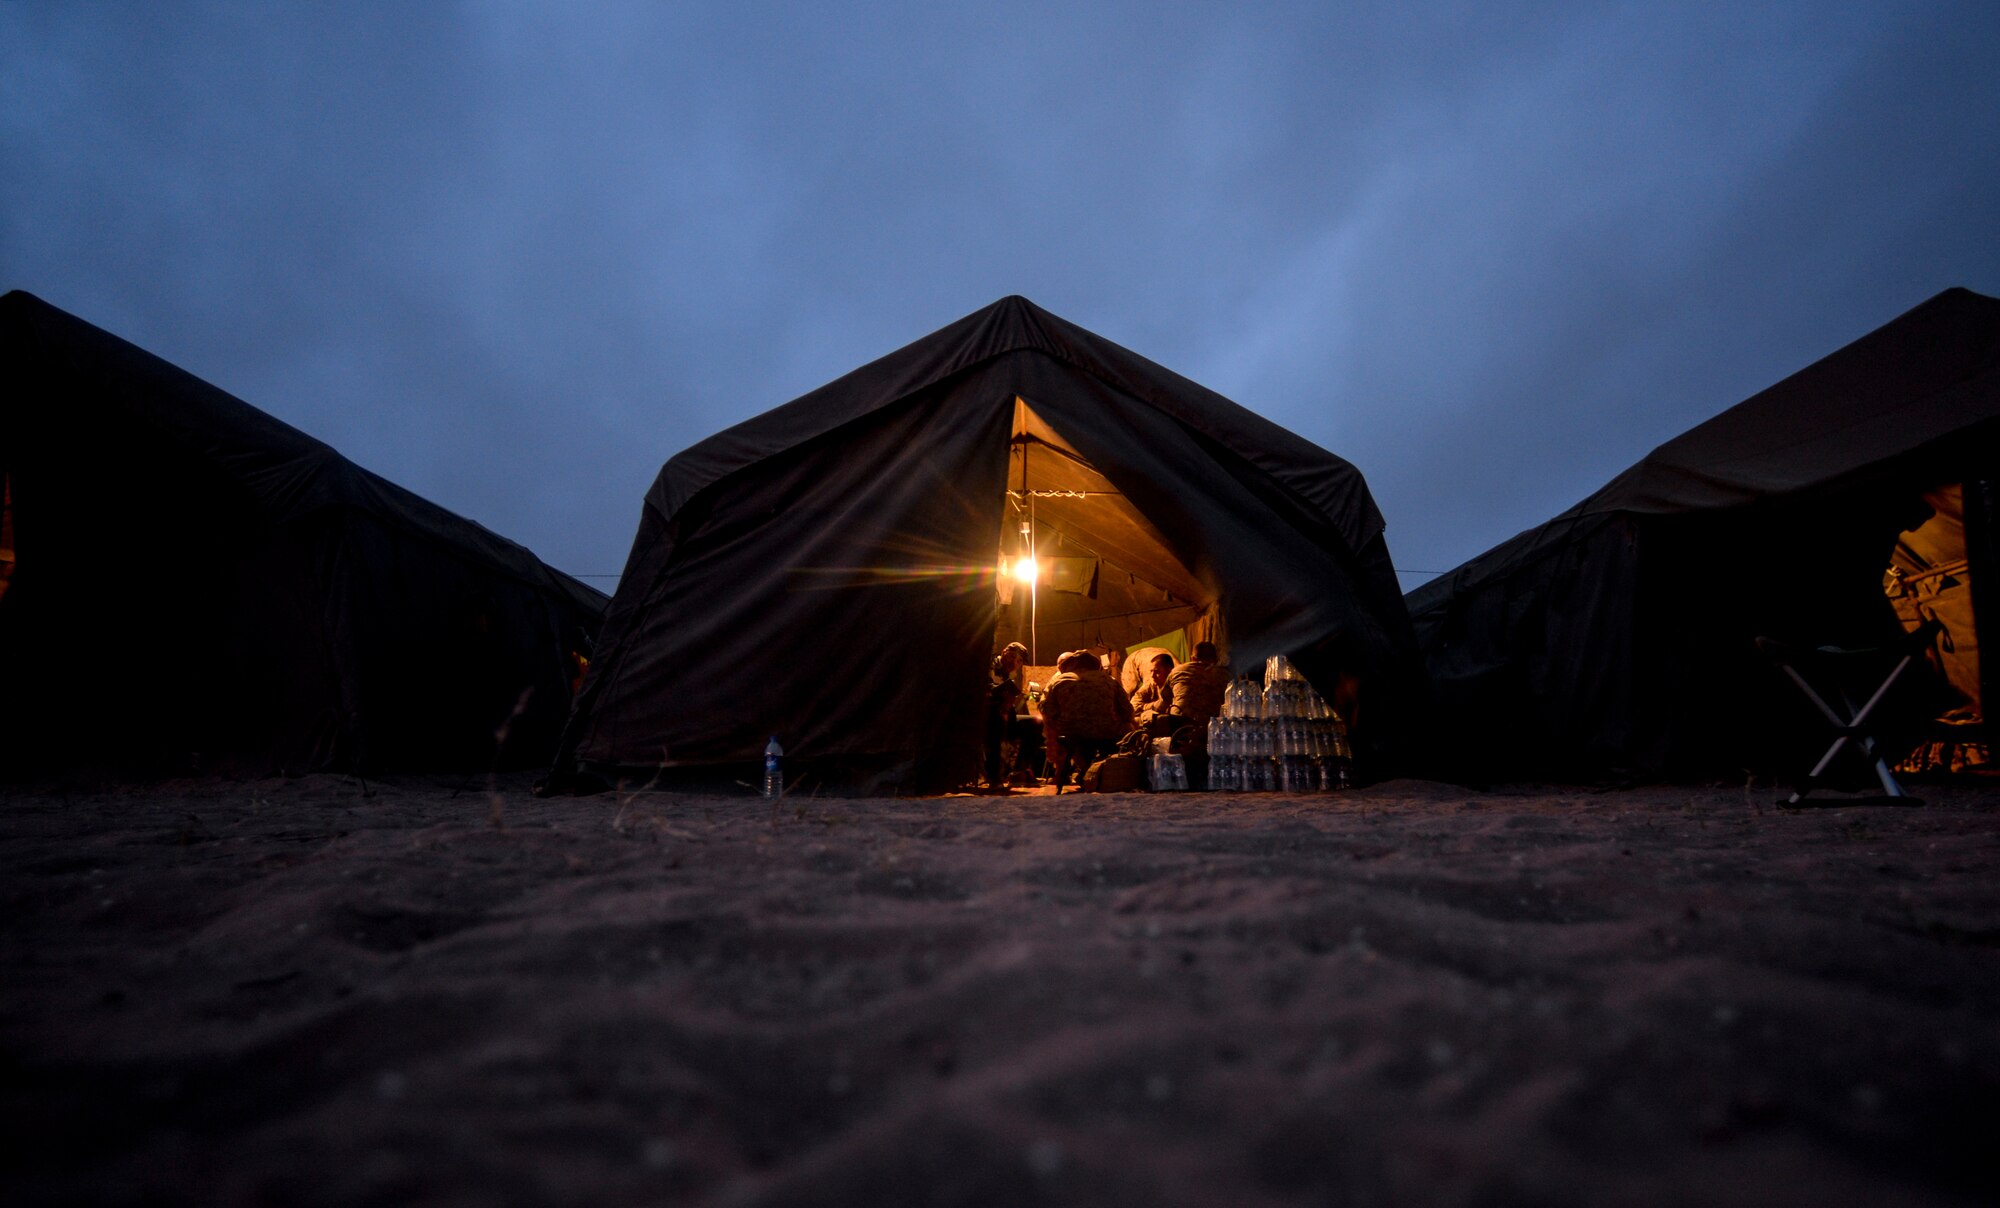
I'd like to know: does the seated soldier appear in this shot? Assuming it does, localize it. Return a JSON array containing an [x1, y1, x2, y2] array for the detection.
[[1164, 641, 1229, 731], [1041, 650, 1135, 786], [1155, 641, 1229, 790], [1130, 652, 1175, 727], [983, 642, 1031, 788]]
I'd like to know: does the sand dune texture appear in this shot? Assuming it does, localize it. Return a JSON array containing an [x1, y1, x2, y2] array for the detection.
[[3, 775, 1997, 1206]]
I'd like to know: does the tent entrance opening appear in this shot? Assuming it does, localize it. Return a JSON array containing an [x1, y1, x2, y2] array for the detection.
[[992, 397, 1215, 677]]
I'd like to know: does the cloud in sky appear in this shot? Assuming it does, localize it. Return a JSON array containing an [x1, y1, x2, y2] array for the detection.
[[4, 1, 1997, 590]]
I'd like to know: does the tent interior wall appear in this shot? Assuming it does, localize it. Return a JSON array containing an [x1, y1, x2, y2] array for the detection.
[[0, 291, 608, 779], [556, 296, 1424, 794], [1889, 483, 1985, 728], [994, 398, 1213, 661]]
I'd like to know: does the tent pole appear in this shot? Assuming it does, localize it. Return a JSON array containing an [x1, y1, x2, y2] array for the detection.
[[1026, 443, 1038, 665]]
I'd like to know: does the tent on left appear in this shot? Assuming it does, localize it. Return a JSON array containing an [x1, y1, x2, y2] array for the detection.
[[0, 290, 607, 778]]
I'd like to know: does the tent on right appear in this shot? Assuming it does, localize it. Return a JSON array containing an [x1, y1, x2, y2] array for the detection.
[[1408, 287, 2000, 780]]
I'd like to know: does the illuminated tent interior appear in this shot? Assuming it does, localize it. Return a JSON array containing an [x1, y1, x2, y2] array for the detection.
[[1408, 287, 2000, 781], [0, 291, 607, 778], [995, 401, 1215, 664], [552, 296, 1422, 794], [1886, 483, 1984, 766]]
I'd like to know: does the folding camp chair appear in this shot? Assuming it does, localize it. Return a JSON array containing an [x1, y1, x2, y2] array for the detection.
[[1755, 618, 1942, 805]]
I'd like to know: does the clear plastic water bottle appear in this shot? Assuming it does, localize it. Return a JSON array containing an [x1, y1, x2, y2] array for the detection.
[[762, 736, 783, 798], [1204, 717, 1224, 792]]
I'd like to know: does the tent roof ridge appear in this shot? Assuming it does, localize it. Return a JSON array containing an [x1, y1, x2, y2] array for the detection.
[[651, 297, 1387, 554]]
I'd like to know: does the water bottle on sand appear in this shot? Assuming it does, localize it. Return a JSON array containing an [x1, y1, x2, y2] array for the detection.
[[763, 736, 784, 798]]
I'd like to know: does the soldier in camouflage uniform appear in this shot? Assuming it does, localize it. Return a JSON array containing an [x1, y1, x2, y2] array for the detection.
[[1040, 651, 1135, 786], [1166, 641, 1229, 729]]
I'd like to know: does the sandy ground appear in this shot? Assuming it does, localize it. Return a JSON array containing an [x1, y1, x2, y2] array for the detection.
[[2, 774, 1997, 1207]]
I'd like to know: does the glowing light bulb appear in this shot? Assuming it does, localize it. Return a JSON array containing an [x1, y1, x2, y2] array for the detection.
[[1011, 556, 1039, 583]]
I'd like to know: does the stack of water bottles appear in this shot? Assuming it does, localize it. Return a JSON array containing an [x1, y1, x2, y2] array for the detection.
[[1203, 655, 1354, 793]]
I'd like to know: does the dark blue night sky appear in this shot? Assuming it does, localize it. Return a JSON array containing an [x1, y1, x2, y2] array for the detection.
[[5, 2, 1997, 590]]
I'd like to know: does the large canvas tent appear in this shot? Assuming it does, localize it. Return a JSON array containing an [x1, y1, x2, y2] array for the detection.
[[1408, 287, 2000, 779], [553, 296, 1421, 792], [0, 290, 607, 777]]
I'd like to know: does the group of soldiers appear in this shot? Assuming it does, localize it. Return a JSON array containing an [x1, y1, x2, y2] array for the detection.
[[983, 640, 1231, 789]]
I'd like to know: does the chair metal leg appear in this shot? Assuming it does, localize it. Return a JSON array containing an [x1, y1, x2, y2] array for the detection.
[[1778, 652, 1919, 803], [1857, 731, 1909, 797], [1762, 619, 1942, 805]]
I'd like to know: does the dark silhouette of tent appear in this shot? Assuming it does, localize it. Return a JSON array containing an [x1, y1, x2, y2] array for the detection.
[[1407, 287, 2000, 779], [0, 290, 606, 777], [552, 296, 1421, 792]]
